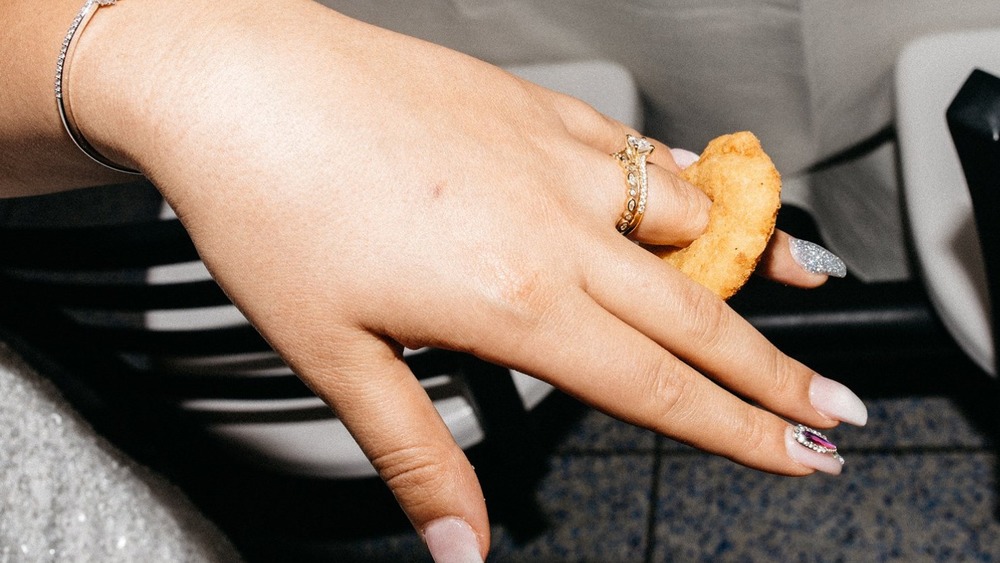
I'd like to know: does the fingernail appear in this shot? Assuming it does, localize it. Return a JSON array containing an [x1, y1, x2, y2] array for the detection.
[[670, 147, 700, 169], [786, 424, 845, 475], [809, 374, 868, 426], [423, 517, 483, 563], [788, 237, 847, 278]]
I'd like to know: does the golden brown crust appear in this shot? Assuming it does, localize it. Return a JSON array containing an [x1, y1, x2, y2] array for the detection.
[[655, 131, 781, 299]]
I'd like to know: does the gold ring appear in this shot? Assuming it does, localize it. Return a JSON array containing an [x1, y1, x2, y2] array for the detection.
[[613, 134, 654, 236]]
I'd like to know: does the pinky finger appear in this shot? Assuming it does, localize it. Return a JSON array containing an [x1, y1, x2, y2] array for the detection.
[[756, 230, 847, 288]]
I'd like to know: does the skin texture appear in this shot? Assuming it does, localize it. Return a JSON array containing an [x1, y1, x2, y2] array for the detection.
[[1, 0, 844, 558]]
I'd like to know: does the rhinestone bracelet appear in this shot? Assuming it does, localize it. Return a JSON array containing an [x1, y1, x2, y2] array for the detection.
[[55, 0, 142, 175]]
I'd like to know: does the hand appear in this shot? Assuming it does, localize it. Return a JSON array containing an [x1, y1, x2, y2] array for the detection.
[[63, 1, 866, 559]]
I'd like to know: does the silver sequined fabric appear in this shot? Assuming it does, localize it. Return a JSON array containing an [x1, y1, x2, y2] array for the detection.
[[0, 343, 242, 563]]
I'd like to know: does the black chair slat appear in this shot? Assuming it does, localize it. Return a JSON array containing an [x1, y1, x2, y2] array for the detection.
[[91, 324, 272, 355], [151, 373, 315, 401], [0, 197, 550, 515], [0, 277, 230, 310], [178, 404, 336, 425], [143, 348, 463, 401], [0, 220, 198, 269]]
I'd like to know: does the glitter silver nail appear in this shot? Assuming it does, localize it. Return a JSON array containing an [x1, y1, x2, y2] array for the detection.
[[789, 237, 847, 278]]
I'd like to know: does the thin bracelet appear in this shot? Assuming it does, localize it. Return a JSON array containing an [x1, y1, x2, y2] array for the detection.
[[55, 0, 142, 175]]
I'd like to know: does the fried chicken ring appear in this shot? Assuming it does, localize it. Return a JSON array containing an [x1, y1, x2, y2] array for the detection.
[[656, 131, 781, 300]]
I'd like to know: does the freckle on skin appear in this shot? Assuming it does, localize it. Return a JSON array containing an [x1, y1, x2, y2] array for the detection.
[[430, 181, 446, 199]]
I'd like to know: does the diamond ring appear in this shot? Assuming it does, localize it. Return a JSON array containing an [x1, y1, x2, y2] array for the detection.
[[612, 134, 654, 236]]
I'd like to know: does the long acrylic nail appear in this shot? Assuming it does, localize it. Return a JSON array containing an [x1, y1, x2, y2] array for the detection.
[[670, 147, 700, 169], [789, 237, 847, 278], [809, 374, 868, 426], [423, 517, 483, 563], [786, 425, 844, 475]]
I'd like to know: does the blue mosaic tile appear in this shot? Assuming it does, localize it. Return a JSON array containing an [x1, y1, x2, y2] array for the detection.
[[654, 395, 991, 455], [652, 452, 1000, 561], [292, 532, 430, 562], [301, 455, 654, 562], [554, 407, 657, 453], [489, 455, 654, 562], [834, 396, 990, 450]]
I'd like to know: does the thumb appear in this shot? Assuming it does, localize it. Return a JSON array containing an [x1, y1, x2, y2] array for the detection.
[[308, 333, 488, 562]]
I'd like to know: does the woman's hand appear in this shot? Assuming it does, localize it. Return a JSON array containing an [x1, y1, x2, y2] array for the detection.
[[47, 0, 865, 559]]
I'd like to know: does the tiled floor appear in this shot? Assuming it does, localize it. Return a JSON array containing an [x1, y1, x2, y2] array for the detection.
[[8, 188, 1000, 561], [274, 379, 1000, 562]]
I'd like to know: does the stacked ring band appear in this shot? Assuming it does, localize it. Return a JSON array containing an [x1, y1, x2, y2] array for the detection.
[[613, 134, 654, 236]]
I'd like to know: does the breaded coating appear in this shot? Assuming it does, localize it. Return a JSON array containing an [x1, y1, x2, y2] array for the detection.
[[656, 131, 781, 299]]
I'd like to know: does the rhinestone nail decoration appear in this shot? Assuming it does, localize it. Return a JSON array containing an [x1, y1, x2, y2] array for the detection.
[[793, 424, 845, 465]]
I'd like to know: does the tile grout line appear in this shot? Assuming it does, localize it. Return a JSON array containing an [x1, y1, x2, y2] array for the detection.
[[555, 444, 996, 458], [555, 447, 660, 456], [643, 434, 664, 563], [842, 444, 996, 456]]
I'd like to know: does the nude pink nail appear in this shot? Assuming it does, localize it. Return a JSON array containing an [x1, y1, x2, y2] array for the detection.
[[809, 374, 868, 426], [670, 147, 700, 169], [423, 517, 483, 563]]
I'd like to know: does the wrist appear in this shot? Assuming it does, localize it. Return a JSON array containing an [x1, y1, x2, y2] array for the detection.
[[57, 0, 143, 175], [67, 0, 214, 174], [0, 0, 139, 194], [66, 0, 363, 187]]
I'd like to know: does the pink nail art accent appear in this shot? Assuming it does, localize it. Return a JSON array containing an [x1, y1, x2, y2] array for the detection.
[[794, 424, 840, 454], [785, 425, 845, 475]]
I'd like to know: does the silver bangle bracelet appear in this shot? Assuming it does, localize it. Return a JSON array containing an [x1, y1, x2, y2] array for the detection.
[[55, 0, 142, 175]]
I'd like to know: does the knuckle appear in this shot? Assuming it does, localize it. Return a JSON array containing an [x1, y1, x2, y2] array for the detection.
[[488, 267, 561, 333], [371, 444, 456, 506], [549, 92, 628, 146], [635, 353, 696, 425], [734, 408, 771, 459], [688, 189, 712, 236], [458, 259, 567, 360], [674, 281, 731, 348], [676, 177, 711, 241], [453, 247, 574, 359], [556, 94, 612, 126], [654, 170, 711, 244], [760, 347, 796, 399]]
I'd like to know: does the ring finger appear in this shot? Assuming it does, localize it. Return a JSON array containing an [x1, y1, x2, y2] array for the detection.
[[588, 143, 711, 246]]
